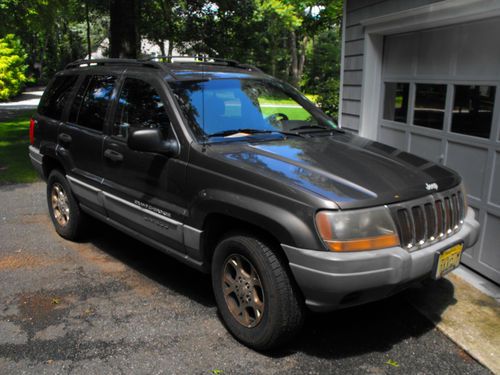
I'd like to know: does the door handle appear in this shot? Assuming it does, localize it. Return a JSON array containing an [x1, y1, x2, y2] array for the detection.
[[58, 133, 72, 144], [104, 149, 124, 162]]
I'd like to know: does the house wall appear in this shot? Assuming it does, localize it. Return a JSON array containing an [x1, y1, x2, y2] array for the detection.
[[341, 0, 444, 132]]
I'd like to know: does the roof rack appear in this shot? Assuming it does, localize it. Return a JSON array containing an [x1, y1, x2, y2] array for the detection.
[[64, 58, 169, 72], [64, 56, 262, 74], [140, 55, 262, 72]]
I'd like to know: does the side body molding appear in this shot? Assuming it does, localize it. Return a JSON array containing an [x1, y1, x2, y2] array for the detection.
[[66, 175, 207, 271]]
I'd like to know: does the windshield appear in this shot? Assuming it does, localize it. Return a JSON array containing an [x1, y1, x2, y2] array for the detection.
[[169, 78, 335, 140]]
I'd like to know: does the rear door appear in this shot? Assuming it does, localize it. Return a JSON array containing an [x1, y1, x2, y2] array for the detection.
[[58, 73, 118, 214], [36, 74, 79, 155], [101, 73, 187, 251]]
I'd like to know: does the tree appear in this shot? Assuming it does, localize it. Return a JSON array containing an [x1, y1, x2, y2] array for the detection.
[[256, 0, 341, 86], [0, 34, 29, 100], [109, 0, 138, 58]]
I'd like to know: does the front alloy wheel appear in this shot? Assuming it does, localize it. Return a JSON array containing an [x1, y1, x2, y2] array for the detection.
[[222, 254, 265, 328], [212, 234, 304, 350]]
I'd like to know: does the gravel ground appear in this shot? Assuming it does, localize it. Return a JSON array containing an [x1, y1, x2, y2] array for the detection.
[[0, 182, 491, 374]]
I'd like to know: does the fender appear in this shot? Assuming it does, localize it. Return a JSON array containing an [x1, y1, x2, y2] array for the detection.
[[189, 188, 324, 250]]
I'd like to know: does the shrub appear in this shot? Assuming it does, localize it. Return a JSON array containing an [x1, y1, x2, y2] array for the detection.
[[0, 34, 29, 101]]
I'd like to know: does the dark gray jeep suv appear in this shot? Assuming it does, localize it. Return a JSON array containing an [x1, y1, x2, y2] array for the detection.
[[29, 57, 480, 350]]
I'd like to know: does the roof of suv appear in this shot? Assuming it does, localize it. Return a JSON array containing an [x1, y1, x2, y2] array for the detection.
[[64, 57, 268, 81]]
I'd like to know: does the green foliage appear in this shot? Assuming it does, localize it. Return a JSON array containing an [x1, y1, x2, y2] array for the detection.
[[0, 0, 343, 117], [302, 27, 341, 119], [0, 111, 39, 184], [0, 34, 30, 101], [0, 0, 108, 83]]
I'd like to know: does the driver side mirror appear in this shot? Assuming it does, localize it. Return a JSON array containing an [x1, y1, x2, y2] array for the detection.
[[127, 128, 180, 157]]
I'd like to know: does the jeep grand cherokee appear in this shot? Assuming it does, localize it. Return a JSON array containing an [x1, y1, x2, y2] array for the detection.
[[28, 57, 480, 350]]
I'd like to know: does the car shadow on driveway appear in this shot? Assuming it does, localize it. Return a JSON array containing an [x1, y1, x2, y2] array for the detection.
[[81, 220, 457, 359]]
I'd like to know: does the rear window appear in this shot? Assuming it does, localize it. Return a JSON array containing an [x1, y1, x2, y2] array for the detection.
[[38, 75, 78, 120], [69, 75, 117, 132]]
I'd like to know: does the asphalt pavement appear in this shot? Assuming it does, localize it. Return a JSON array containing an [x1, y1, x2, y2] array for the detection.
[[0, 182, 491, 374]]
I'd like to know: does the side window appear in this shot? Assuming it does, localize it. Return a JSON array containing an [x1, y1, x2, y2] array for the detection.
[[69, 75, 117, 132], [452, 85, 496, 139], [413, 84, 447, 130], [383, 82, 409, 123], [38, 75, 78, 120], [113, 78, 171, 139]]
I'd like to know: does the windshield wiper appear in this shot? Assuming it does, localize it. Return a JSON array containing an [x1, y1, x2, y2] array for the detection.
[[289, 124, 337, 132], [208, 128, 302, 138]]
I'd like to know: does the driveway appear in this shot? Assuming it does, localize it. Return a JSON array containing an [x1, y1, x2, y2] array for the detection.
[[0, 182, 491, 374]]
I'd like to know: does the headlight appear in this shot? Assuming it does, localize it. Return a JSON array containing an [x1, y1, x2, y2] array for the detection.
[[315, 207, 400, 252]]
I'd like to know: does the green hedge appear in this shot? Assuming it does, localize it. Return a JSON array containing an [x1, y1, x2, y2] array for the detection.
[[0, 34, 29, 101]]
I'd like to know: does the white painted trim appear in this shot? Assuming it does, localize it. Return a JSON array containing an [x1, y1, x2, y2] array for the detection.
[[359, 33, 383, 139], [362, 0, 500, 35], [357, 0, 500, 139], [338, 1, 347, 127]]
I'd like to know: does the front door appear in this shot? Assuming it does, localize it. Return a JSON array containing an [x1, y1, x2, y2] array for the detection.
[[101, 75, 187, 251]]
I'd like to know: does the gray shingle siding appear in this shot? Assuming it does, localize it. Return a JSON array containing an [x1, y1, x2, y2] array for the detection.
[[340, 0, 444, 132]]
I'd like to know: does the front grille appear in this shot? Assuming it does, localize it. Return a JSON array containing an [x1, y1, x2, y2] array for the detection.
[[390, 186, 465, 250]]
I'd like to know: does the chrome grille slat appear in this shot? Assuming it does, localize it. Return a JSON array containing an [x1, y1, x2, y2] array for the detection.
[[390, 186, 465, 251]]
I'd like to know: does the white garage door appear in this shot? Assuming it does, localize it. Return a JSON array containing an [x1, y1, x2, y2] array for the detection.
[[379, 17, 500, 284]]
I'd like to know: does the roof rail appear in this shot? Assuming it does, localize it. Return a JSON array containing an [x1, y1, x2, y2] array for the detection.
[[64, 58, 169, 72], [141, 55, 262, 72]]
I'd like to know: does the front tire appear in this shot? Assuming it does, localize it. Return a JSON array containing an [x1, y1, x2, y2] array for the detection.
[[212, 234, 304, 350], [47, 170, 86, 240]]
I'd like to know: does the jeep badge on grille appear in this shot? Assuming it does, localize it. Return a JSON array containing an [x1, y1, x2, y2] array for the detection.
[[426, 182, 439, 191]]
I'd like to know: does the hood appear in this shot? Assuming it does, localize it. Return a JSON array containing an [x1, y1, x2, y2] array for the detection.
[[212, 132, 461, 209]]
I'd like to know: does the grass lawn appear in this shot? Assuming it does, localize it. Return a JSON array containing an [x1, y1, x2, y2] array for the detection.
[[0, 110, 40, 185]]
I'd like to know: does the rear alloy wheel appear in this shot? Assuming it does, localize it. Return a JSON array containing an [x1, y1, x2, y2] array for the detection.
[[212, 234, 304, 350], [51, 183, 70, 227], [47, 169, 86, 240]]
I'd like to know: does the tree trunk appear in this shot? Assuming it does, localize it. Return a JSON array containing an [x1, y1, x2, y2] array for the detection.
[[289, 30, 299, 87], [168, 41, 174, 59], [298, 35, 308, 80], [109, 0, 138, 58], [85, 0, 92, 60], [157, 40, 166, 56]]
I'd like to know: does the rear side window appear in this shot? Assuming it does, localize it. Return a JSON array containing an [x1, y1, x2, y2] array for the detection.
[[112, 78, 171, 139], [69, 75, 117, 131], [38, 75, 78, 120]]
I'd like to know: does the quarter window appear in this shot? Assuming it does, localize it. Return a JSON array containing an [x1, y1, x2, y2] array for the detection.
[[113, 78, 171, 140], [383, 82, 409, 123], [38, 75, 78, 120], [69, 75, 117, 131], [414, 84, 447, 129], [452, 85, 496, 139]]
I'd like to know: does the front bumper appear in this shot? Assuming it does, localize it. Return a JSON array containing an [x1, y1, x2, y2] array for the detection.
[[283, 207, 480, 312]]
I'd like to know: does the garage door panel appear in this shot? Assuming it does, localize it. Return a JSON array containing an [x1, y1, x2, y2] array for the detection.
[[456, 19, 500, 78], [489, 151, 500, 207], [384, 33, 416, 76], [416, 27, 455, 76], [446, 142, 488, 200], [379, 126, 406, 149], [480, 214, 500, 275], [409, 134, 441, 163]]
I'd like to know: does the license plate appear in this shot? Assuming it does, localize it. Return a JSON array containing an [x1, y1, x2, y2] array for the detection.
[[432, 243, 464, 279]]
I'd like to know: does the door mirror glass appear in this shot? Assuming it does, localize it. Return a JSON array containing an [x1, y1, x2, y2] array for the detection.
[[127, 128, 179, 156]]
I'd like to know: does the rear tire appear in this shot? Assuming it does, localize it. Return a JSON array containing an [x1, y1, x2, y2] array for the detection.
[[47, 170, 86, 240], [211, 233, 304, 350]]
